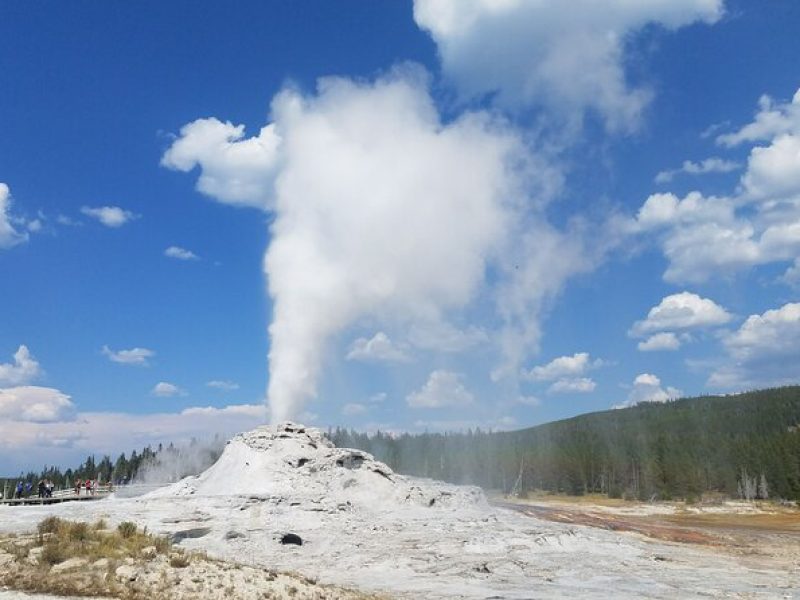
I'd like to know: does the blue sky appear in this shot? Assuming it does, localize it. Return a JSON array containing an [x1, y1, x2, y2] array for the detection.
[[2, 0, 800, 473]]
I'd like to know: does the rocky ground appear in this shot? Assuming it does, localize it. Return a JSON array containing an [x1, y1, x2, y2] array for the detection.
[[0, 529, 382, 600], [1, 548, 376, 600], [1, 423, 797, 599]]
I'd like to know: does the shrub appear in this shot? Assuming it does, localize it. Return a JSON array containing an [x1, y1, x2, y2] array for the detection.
[[169, 553, 190, 568], [68, 521, 90, 542], [40, 542, 67, 565], [117, 521, 138, 538], [37, 516, 64, 536], [154, 536, 171, 554]]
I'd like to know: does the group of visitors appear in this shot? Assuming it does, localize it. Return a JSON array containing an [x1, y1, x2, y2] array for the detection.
[[13, 480, 29, 499], [38, 479, 55, 498], [0, 477, 114, 500], [74, 478, 99, 496], [12, 479, 55, 499], [8, 478, 105, 500]]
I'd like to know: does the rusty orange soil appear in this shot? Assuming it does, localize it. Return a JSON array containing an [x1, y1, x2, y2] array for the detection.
[[494, 500, 720, 545], [492, 494, 800, 567]]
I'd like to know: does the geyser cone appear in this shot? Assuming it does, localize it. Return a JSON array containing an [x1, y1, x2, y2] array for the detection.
[[149, 422, 485, 512]]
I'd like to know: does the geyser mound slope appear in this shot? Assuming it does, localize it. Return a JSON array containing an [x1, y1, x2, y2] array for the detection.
[[149, 422, 485, 511]]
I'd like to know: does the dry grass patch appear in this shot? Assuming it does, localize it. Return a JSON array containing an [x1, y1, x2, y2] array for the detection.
[[491, 491, 642, 508], [665, 510, 800, 532], [26, 517, 172, 564], [1, 518, 389, 600]]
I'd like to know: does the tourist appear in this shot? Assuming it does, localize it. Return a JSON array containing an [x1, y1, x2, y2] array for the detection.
[[14, 481, 23, 499]]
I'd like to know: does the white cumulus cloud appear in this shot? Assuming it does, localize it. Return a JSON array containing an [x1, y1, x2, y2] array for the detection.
[[164, 246, 199, 260], [631, 190, 800, 283], [161, 118, 281, 210], [741, 133, 800, 201], [80, 205, 138, 228], [637, 332, 682, 352], [0, 345, 42, 386], [524, 352, 602, 381], [102, 345, 154, 366], [0, 402, 267, 472], [0, 183, 29, 249], [630, 292, 731, 336], [412, 0, 723, 131], [716, 89, 800, 147], [406, 370, 475, 408], [615, 373, 681, 408], [632, 89, 800, 284], [709, 302, 800, 389], [0, 386, 75, 423]]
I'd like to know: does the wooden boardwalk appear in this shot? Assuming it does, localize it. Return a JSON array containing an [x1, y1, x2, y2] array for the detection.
[[0, 487, 112, 506]]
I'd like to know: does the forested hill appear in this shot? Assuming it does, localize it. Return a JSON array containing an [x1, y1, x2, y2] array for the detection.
[[330, 386, 800, 501]]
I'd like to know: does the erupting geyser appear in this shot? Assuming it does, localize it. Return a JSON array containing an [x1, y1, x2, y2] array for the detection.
[[162, 71, 580, 425]]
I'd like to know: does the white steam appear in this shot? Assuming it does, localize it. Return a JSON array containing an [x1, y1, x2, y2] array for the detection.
[[163, 68, 585, 422], [133, 438, 225, 485], [264, 71, 543, 422]]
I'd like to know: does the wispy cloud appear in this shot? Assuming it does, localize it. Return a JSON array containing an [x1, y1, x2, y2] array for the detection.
[[655, 157, 740, 184], [206, 380, 239, 391], [102, 345, 154, 366], [151, 381, 186, 397], [548, 377, 596, 394], [164, 246, 199, 261], [80, 205, 139, 228]]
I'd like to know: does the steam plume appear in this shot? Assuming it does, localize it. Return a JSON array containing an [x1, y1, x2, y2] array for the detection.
[[163, 68, 583, 422]]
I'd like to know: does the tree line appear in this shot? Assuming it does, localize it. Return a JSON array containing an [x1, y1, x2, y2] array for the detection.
[[330, 386, 800, 501], [1, 438, 219, 497]]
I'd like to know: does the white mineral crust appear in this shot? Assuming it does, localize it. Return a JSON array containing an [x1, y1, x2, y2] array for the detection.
[[1, 423, 796, 599]]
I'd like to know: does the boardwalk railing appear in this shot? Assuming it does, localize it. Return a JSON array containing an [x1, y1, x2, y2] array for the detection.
[[0, 483, 166, 506]]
